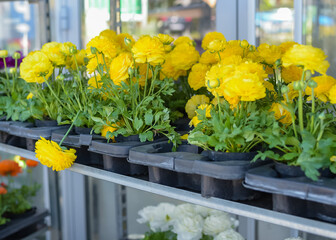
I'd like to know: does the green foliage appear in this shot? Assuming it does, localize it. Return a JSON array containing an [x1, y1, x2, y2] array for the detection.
[[90, 58, 181, 148], [3, 183, 40, 214], [143, 231, 177, 240], [188, 101, 272, 153]]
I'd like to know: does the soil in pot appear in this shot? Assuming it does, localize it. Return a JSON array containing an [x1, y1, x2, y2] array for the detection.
[[34, 119, 58, 127], [74, 126, 93, 135]]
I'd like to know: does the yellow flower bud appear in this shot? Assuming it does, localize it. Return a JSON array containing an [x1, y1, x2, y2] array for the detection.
[[9, 68, 17, 74], [13, 52, 21, 59], [0, 50, 8, 58], [207, 79, 220, 89], [240, 40, 249, 48], [207, 39, 225, 53]]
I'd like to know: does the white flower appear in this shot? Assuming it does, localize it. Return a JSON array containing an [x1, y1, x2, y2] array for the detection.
[[173, 214, 204, 240], [214, 229, 245, 240], [137, 203, 176, 232], [194, 205, 212, 217], [203, 214, 235, 236], [174, 203, 197, 218]]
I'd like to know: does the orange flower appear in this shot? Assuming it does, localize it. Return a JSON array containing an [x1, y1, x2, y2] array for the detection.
[[26, 160, 39, 168], [0, 160, 22, 176], [0, 186, 7, 195]]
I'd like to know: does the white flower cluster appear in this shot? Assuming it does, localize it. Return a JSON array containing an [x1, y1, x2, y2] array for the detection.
[[137, 203, 244, 240]]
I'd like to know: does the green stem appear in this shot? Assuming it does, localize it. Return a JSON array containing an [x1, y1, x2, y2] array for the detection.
[[217, 52, 221, 61], [43, 77, 71, 112], [2, 58, 9, 80], [298, 89, 304, 132], [59, 111, 80, 146], [144, 63, 149, 97], [310, 88, 315, 133]]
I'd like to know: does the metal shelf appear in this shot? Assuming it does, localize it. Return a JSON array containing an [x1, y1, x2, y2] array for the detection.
[[0, 143, 335, 239]]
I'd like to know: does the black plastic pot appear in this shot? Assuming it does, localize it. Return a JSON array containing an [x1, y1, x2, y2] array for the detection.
[[193, 150, 264, 200], [129, 141, 204, 190], [34, 120, 58, 127], [245, 164, 336, 223], [4, 207, 36, 220], [274, 161, 305, 178], [88, 135, 150, 175], [0, 120, 22, 146], [172, 118, 192, 132], [74, 126, 92, 135]]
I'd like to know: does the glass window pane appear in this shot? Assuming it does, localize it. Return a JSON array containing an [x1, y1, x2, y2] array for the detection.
[[82, 0, 111, 46], [303, 0, 336, 77], [0, 1, 41, 55], [256, 0, 294, 45], [121, 0, 216, 49]]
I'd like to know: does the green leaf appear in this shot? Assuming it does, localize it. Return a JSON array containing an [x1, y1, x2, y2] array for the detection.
[[133, 117, 143, 131], [139, 131, 153, 142], [145, 111, 154, 125]]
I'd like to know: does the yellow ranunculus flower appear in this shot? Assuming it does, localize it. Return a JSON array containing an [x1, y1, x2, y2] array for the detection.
[[185, 95, 210, 119], [189, 104, 212, 127], [110, 52, 133, 86], [285, 82, 301, 101], [41, 42, 65, 66], [282, 65, 303, 83], [0, 50, 8, 58], [132, 35, 165, 65], [170, 43, 200, 71], [257, 43, 282, 66], [60, 42, 76, 57], [306, 75, 336, 102], [278, 41, 297, 54], [197, 104, 212, 118], [88, 75, 102, 89], [270, 102, 292, 125], [26, 92, 34, 100], [205, 63, 233, 96], [86, 35, 121, 59], [220, 55, 243, 66], [224, 72, 266, 101], [199, 50, 218, 65], [217, 40, 244, 60], [174, 36, 194, 46], [86, 54, 111, 74], [160, 53, 186, 81], [99, 29, 117, 40], [101, 125, 117, 139], [282, 44, 329, 74], [35, 137, 76, 171], [202, 31, 226, 50], [116, 33, 135, 51], [181, 134, 189, 140], [328, 85, 336, 104], [237, 61, 267, 81], [157, 34, 174, 45], [264, 81, 275, 93], [188, 63, 210, 91], [207, 39, 226, 52], [20, 51, 53, 83], [189, 115, 201, 127], [67, 49, 86, 70]]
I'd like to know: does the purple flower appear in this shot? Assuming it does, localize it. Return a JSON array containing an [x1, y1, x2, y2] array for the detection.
[[0, 51, 24, 69]]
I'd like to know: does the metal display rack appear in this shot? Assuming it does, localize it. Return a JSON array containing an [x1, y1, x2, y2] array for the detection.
[[0, 143, 335, 239]]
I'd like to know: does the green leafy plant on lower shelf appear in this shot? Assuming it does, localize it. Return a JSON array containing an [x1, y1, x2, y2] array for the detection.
[[3, 183, 40, 214]]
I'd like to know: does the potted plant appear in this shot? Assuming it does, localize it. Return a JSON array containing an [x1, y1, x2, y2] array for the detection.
[[138, 202, 242, 240], [0, 159, 40, 219], [85, 31, 180, 174]]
